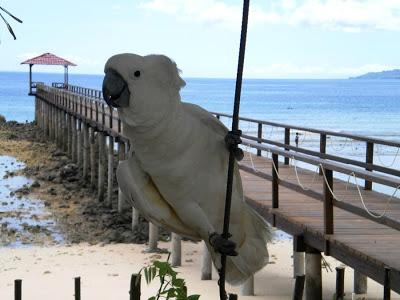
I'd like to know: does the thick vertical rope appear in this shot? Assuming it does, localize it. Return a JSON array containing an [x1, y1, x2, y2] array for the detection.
[[219, 1, 250, 300]]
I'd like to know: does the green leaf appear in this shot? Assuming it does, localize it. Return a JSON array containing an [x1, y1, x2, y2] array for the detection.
[[144, 267, 149, 284], [148, 297, 156, 300], [172, 278, 185, 288], [187, 295, 200, 300]]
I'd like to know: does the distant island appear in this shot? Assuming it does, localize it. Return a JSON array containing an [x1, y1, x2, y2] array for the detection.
[[350, 69, 400, 79]]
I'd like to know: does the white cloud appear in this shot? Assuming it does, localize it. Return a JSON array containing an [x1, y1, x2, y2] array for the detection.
[[139, 0, 400, 32]]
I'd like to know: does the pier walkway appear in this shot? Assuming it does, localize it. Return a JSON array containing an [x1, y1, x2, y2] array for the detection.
[[34, 84, 400, 298]]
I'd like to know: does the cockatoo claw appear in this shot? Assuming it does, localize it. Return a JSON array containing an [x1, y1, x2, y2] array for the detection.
[[225, 130, 243, 161], [209, 232, 238, 256]]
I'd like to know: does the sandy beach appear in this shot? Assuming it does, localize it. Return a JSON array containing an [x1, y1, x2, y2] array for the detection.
[[0, 240, 398, 300]]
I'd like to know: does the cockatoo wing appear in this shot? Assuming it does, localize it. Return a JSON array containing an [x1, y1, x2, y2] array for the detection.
[[183, 102, 228, 138], [117, 153, 200, 240]]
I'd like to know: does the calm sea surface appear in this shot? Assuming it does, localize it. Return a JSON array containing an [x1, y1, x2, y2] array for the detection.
[[1, 71, 400, 192], [1, 71, 399, 138]]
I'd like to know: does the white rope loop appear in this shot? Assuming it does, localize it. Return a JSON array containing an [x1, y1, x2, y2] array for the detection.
[[376, 144, 400, 168]]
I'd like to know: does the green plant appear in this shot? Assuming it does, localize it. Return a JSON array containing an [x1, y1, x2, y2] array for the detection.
[[141, 256, 200, 300]]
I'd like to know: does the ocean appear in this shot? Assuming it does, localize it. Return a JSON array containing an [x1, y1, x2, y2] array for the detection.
[[1, 71, 400, 163], [1, 71, 399, 137], [1, 71, 400, 194]]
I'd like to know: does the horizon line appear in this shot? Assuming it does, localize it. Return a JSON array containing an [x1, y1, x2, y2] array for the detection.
[[0, 70, 353, 80]]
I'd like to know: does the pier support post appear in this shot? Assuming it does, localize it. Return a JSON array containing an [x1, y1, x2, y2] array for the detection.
[[353, 270, 367, 299], [294, 252, 305, 278], [171, 233, 182, 267], [201, 242, 212, 280], [148, 223, 158, 251], [117, 141, 129, 213], [90, 129, 98, 189], [132, 207, 140, 230], [294, 235, 306, 278], [305, 247, 322, 300], [63, 112, 68, 152], [71, 116, 77, 162], [240, 275, 254, 296], [107, 135, 114, 208], [49, 105, 53, 140], [97, 132, 106, 201], [67, 115, 72, 157], [82, 123, 89, 179], [77, 120, 83, 169]]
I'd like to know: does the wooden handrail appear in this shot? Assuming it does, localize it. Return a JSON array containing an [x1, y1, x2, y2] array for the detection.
[[212, 111, 400, 148], [242, 138, 400, 188]]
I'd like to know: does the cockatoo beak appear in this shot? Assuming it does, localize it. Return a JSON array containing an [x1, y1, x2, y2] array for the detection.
[[102, 69, 130, 108]]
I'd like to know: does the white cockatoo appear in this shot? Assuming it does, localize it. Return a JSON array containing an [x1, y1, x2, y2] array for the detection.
[[102, 53, 271, 285]]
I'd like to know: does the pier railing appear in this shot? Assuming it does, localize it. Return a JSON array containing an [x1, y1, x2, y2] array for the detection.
[[34, 84, 400, 296], [212, 112, 400, 187], [36, 84, 400, 226], [65, 84, 400, 186]]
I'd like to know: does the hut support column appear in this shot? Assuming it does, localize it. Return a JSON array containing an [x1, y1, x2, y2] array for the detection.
[[353, 270, 367, 299], [305, 247, 322, 300], [201, 242, 212, 280], [107, 136, 114, 208], [29, 64, 33, 95], [171, 233, 182, 267]]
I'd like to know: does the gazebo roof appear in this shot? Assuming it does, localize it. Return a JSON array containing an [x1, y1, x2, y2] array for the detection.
[[21, 53, 77, 66]]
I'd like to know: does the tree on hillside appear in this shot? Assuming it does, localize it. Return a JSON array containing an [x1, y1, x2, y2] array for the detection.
[[0, 6, 22, 41]]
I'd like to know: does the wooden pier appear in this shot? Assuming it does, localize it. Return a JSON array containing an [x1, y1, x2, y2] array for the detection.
[[34, 84, 400, 299]]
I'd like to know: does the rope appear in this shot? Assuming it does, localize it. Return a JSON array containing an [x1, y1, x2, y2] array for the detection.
[[263, 125, 274, 140], [376, 144, 400, 168], [319, 165, 400, 219], [292, 157, 320, 191], [329, 136, 349, 152], [349, 172, 400, 219]]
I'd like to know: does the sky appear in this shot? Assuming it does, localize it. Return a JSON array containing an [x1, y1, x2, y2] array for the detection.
[[0, 0, 399, 79]]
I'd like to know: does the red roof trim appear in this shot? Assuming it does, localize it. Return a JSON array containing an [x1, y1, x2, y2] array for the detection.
[[21, 53, 77, 66]]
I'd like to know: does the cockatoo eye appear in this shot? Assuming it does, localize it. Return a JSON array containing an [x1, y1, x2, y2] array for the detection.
[[134, 70, 141, 77]]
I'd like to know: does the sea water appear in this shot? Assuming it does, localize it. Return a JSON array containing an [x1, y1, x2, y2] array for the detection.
[[1, 71, 399, 186]]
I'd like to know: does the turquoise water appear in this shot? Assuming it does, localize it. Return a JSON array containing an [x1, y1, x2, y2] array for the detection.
[[1, 71, 400, 140]]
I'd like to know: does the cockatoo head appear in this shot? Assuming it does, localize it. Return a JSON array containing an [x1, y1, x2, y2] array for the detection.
[[102, 53, 186, 128]]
